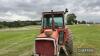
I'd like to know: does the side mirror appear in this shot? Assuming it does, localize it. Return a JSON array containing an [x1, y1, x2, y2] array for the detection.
[[65, 8, 68, 14]]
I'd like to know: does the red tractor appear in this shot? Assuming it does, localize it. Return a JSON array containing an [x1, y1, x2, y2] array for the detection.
[[33, 9, 73, 56]]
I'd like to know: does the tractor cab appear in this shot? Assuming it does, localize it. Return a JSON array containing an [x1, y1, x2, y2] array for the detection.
[[42, 10, 65, 30]]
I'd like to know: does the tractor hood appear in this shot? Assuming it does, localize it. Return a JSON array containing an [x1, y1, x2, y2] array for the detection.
[[35, 29, 59, 56], [37, 29, 59, 41]]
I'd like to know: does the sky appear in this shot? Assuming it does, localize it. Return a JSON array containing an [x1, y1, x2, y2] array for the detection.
[[0, 0, 100, 22]]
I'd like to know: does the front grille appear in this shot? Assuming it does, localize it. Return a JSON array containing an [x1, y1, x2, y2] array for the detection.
[[35, 40, 54, 56]]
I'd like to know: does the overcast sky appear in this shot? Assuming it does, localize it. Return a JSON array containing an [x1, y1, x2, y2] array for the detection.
[[0, 0, 100, 22]]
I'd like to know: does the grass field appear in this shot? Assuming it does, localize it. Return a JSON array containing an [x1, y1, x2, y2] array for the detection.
[[0, 24, 100, 56]]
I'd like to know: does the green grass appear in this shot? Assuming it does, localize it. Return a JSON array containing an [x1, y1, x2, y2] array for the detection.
[[0, 24, 100, 56], [68, 24, 100, 48], [68, 24, 100, 55], [0, 26, 39, 56]]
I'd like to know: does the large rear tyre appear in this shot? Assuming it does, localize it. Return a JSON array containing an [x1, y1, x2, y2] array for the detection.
[[65, 34, 73, 56]]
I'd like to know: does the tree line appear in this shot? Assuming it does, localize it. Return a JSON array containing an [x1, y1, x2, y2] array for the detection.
[[0, 21, 41, 28], [0, 13, 96, 28]]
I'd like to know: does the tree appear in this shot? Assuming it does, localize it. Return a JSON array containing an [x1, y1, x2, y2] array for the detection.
[[67, 13, 76, 25], [74, 20, 78, 24], [77, 21, 81, 24], [81, 20, 86, 24]]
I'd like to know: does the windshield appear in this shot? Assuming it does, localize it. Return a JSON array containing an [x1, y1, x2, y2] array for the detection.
[[43, 16, 63, 28]]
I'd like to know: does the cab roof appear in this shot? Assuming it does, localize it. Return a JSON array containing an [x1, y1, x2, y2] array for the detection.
[[42, 11, 65, 17]]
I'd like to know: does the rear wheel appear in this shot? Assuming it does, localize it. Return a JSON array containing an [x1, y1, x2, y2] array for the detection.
[[59, 32, 73, 56], [65, 34, 73, 56]]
